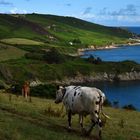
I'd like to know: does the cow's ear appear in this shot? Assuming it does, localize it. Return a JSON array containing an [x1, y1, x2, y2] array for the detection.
[[62, 87, 66, 95]]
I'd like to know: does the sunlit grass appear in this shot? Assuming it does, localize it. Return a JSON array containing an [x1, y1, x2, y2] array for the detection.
[[0, 92, 140, 140], [0, 43, 26, 62], [0, 38, 44, 45]]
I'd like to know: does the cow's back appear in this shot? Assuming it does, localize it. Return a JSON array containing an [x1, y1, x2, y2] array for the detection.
[[63, 86, 104, 115]]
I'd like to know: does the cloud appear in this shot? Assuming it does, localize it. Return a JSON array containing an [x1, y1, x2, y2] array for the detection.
[[96, 4, 140, 25], [10, 7, 27, 14], [99, 7, 108, 15], [99, 4, 139, 17], [67, 4, 140, 26], [83, 7, 92, 15], [0, 0, 13, 6], [66, 3, 71, 7], [109, 4, 138, 16]]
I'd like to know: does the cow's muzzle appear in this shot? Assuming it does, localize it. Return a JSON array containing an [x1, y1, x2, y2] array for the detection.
[[54, 100, 61, 104]]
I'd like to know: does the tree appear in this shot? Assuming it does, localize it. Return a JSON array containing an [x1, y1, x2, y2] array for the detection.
[[44, 47, 65, 64]]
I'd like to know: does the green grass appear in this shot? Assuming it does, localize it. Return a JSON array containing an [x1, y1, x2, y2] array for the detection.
[[0, 14, 47, 42], [0, 92, 140, 140], [0, 13, 133, 52], [1, 57, 140, 83], [25, 14, 131, 46], [0, 38, 44, 45], [0, 43, 26, 62]]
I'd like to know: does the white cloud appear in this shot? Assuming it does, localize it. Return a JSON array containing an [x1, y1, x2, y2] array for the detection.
[[10, 7, 27, 14]]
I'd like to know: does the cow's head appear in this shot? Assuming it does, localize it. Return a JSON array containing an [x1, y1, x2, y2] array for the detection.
[[55, 85, 66, 104]]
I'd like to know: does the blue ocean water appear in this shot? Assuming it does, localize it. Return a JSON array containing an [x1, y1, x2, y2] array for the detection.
[[90, 81, 140, 110], [83, 46, 140, 110], [125, 27, 140, 35], [83, 45, 140, 64], [83, 27, 140, 110]]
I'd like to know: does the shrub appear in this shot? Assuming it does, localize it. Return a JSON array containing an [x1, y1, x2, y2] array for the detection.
[[30, 84, 56, 98], [72, 38, 81, 44], [87, 55, 102, 64], [43, 47, 65, 64], [87, 55, 95, 63], [104, 98, 112, 107], [123, 104, 136, 111], [6, 83, 22, 95], [25, 53, 44, 60]]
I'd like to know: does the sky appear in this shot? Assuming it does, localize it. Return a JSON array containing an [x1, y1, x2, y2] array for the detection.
[[0, 0, 140, 26]]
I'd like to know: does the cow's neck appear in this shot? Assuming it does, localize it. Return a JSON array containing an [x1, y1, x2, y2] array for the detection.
[[62, 88, 66, 99]]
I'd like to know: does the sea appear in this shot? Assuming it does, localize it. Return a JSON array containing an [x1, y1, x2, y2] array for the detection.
[[83, 27, 140, 110]]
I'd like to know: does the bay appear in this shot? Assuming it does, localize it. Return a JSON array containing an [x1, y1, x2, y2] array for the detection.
[[83, 45, 140, 64], [125, 26, 140, 35], [87, 81, 140, 111], [83, 44, 140, 111]]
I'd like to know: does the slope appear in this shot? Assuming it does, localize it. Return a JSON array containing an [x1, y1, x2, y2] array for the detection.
[[0, 14, 50, 41], [0, 92, 140, 140], [25, 14, 133, 45]]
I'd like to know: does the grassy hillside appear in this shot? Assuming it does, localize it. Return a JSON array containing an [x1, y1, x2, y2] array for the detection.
[[0, 14, 48, 40], [25, 14, 132, 46], [0, 38, 44, 45], [0, 92, 140, 140], [0, 43, 26, 62], [0, 13, 133, 48], [0, 13, 139, 85]]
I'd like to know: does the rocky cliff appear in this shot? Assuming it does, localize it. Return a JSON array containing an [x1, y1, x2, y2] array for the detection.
[[59, 71, 140, 85]]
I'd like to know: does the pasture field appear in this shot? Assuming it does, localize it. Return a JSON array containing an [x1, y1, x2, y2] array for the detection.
[[0, 38, 44, 45], [0, 92, 140, 140], [0, 43, 26, 62]]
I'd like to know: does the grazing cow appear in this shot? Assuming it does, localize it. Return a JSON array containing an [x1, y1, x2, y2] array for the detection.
[[55, 85, 109, 138], [22, 81, 30, 100]]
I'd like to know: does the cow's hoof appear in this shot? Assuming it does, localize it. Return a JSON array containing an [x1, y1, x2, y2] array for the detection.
[[84, 129, 92, 136], [81, 128, 87, 135], [99, 131, 102, 140], [81, 129, 90, 136], [67, 127, 71, 132]]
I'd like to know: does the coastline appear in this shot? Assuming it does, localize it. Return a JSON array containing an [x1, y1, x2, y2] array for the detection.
[[77, 42, 140, 56]]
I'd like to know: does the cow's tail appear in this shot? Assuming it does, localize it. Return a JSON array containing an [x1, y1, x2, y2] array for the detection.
[[101, 112, 111, 119], [98, 90, 111, 120]]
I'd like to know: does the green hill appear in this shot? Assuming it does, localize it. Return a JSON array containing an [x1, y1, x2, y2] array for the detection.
[[0, 13, 133, 48], [0, 13, 139, 85], [25, 14, 133, 46]]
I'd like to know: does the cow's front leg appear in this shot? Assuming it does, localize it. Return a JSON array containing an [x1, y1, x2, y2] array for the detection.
[[68, 110, 72, 129], [79, 114, 86, 134], [79, 115, 83, 128]]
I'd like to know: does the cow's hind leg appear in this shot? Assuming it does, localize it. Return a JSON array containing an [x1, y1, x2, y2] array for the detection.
[[79, 115, 83, 128], [97, 118, 103, 139], [86, 112, 101, 136], [68, 110, 72, 130], [85, 119, 96, 136]]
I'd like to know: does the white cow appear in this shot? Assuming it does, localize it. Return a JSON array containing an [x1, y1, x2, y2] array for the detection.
[[55, 85, 109, 137]]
